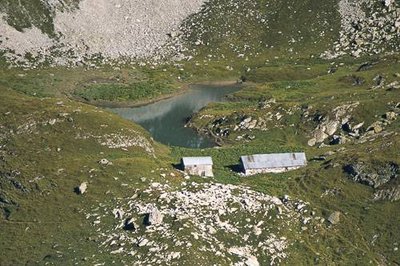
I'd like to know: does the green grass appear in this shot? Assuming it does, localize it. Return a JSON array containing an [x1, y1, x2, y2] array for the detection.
[[0, 65, 185, 105], [182, 0, 340, 60], [0, 87, 171, 265], [74, 81, 175, 103]]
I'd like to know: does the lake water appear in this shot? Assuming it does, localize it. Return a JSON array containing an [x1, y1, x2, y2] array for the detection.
[[110, 84, 241, 148]]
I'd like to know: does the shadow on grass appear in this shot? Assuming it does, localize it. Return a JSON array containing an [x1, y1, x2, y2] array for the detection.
[[172, 163, 184, 171], [226, 164, 243, 174]]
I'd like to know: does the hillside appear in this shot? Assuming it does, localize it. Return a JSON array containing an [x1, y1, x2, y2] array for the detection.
[[0, 0, 400, 265]]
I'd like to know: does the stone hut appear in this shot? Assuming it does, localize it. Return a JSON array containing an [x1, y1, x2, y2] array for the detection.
[[181, 157, 214, 177], [240, 153, 307, 176]]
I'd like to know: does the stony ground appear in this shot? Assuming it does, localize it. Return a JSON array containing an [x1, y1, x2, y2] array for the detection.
[[0, 0, 206, 66], [85, 181, 320, 265], [322, 0, 400, 58]]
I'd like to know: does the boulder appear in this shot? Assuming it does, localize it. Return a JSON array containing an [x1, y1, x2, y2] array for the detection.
[[77, 182, 87, 194], [385, 112, 397, 121], [307, 138, 317, 147], [384, 0, 394, 7], [325, 121, 339, 136], [245, 256, 260, 266], [146, 206, 164, 225], [352, 122, 364, 130], [247, 120, 258, 129], [99, 158, 112, 165], [367, 121, 383, 133], [328, 211, 341, 225], [373, 75, 384, 87], [113, 208, 125, 219], [138, 238, 149, 247], [314, 129, 329, 143], [387, 81, 400, 90], [253, 226, 262, 236]]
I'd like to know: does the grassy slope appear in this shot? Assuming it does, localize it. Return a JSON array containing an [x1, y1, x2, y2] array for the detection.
[[0, 65, 187, 107], [0, 87, 172, 265], [182, 0, 340, 60]]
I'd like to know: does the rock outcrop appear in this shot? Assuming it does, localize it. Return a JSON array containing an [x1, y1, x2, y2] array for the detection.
[[344, 161, 400, 202]]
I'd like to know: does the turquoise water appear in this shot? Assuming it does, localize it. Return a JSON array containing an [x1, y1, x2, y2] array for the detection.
[[110, 84, 241, 148]]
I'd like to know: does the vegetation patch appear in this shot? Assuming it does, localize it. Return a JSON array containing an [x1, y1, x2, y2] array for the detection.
[[74, 81, 175, 104]]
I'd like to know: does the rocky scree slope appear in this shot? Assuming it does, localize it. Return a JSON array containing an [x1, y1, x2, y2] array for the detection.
[[322, 0, 400, 58], [0, 0, 205, 67]]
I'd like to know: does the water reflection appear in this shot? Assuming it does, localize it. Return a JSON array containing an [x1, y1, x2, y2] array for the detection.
[[110, 84, 241, 148]]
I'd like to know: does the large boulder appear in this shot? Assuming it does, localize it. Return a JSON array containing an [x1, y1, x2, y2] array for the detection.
[[145, 206, 164, 225], [325, 121, 339, 136]]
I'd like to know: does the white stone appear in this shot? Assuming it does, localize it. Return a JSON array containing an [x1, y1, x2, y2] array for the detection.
[[78, 182, 88, 194]]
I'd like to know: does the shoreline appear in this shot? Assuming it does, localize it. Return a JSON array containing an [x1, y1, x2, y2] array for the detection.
[[76, 79, 242, 109]]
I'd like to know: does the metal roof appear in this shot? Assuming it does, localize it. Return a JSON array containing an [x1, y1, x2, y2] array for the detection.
[[182, 157, 213, 166], [240, 153, 307, 170]]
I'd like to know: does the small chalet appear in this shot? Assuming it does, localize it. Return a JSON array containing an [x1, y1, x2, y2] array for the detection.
[[181, 157, 214, 177], [240, 152, 307, 176]]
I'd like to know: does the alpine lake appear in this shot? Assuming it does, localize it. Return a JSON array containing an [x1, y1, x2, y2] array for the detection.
[[110, 84, 241, 148]]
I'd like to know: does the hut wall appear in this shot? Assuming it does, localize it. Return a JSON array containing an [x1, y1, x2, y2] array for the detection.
[[244, 166, 302, 176], [185, 164, 214, 177]]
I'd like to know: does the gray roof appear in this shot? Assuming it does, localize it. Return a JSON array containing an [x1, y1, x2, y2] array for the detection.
[[240, 153, 307, 170], [182, 157, 213, 166]]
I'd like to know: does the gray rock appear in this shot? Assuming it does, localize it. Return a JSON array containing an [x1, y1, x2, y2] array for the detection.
[[146, 206, 164, 225], [77, 182, 88, 194], [325, 121, 339, 136], [328, 211, 341, 225], [245, 256, 260, 266], [343, 162, 398, 188], [366, 121, 383, 133], [385, 112, 397, 121], [99, 158, 112, 165], [314, 129, 329, 143]]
